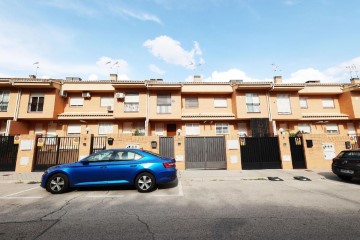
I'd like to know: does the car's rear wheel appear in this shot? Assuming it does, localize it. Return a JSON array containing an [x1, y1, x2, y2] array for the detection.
[[46, 173, 69, 194], [337, 175, 353, 181], [135, 172, 155, 193]]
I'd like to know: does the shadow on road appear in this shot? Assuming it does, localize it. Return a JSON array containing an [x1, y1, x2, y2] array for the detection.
[[318, 172, 360, 185], [71, 178, 179, 193]]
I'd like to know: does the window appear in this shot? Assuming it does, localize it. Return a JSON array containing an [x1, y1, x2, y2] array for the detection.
[[298, 123, 311, 133], [123, 122, 132, 134], [246, 93, 260, 113], [277, 94, 291, 114], [70, 96, 84, 107], [185, 123, 200, 136], [100, 97, 114, 108], [216, 123, 229, 134], [29, 94, 44, 112], [322, 98, 334, 108], [326, 123, 339, 134], [125, 93, 139, 112], [67, 124, 81, 134], [157, 94, 171, 113], [238, 123, 247, 137], [214, 98, 227, 108], [155, 123, 164, 136], [185, 98, 198, 108], [99, 122, 113, 135], [0, 90, 10, 112], [299, 97, 308, 109], [114, 151, 142, 161], [87, 150, 114, 162]]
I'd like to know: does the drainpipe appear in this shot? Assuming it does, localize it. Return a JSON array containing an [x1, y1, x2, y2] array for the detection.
[[145, 82, 149, 136], [266, 84, 276, 136], [14, 89, 21, 121]]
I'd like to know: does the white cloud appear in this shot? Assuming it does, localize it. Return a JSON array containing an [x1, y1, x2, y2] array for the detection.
[[112, 8, 161, 24], [144, 36, 204, 69], [283, 57, 360, 83], [149, 64, 165, 75], [203, 69, 268, 82]]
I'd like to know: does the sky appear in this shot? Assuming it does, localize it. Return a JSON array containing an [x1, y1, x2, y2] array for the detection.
[[0, 0, 360, 83]]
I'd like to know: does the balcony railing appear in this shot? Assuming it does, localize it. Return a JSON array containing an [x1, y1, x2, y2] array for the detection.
[[124, 103, 139, 112]]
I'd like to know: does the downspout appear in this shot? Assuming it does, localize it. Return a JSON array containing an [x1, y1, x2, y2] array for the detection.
[[266, 84, 276, 136], [145, 81, 149, 136]]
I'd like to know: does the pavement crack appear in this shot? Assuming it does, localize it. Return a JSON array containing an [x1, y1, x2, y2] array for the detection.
[[33, 219, 59, 240], [123, 210, 155, 240], [39, 195, 80, 221]]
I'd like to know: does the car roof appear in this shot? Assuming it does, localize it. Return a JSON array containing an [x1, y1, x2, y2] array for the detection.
[[340, 149, 360, 152]]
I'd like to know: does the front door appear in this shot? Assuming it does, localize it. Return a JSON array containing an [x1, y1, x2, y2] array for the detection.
[[167, 124, 177, 136]]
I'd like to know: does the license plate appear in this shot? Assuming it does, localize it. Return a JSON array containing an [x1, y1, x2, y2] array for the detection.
[[340, 169, 354, 174]]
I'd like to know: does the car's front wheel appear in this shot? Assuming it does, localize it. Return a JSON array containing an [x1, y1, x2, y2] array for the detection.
[[135, 173, 155, 193], [46, 173, 69, 194], [337, 175, 353, 181]]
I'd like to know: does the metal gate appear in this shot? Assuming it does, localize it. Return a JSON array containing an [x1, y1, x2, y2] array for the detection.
[[240, 137, 281, 170], [34, 136, 80, 171], [90, 136, 107, 154], [0, 136, 19, 171], [289, 137, 306, 169], [185, 136, 226, 169], [159, 137, 174, 158]]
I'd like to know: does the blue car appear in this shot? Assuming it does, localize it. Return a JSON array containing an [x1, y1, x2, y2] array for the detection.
[[41, 149, 177, 194]]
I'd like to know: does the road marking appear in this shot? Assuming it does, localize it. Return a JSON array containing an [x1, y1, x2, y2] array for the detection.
[[2, 186, 40, 197], [0, 197, 43, 199]]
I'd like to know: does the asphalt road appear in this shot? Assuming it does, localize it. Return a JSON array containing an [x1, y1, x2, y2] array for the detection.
[[0, 170, 360, 240]]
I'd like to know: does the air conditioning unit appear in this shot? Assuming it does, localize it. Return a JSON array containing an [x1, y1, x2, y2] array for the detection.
[[107, 106, 114, 112], [60, 90, 67, 97], [115, 92, 124, 99], [82, 92, 91, 98]]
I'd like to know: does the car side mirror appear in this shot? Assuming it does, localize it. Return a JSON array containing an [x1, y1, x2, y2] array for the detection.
[[81, 159, 89, 164]]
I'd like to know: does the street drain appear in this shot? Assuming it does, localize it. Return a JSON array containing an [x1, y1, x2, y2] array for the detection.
[[268, 177, 284, 181], [294, 176, 311, 181]]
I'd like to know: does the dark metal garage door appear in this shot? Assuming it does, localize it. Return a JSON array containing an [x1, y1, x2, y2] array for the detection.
[[240, 137, 281, 170], [185, 136, 226, 169]]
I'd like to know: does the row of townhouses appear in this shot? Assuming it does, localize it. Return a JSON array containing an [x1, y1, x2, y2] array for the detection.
[[1, 74, 360, 138]]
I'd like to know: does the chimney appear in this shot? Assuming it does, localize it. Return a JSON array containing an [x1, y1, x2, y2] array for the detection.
[[110, 74, 118, 81], [351, 77, 360, 84], [274, 76, 282, 84], [194, 75, 202, 82], [29, 75, 36, 79]]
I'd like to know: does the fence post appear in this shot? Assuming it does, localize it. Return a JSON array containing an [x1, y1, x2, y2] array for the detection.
[[78, 134, 92, 160], [15, 134, 37, 173], [278, 133, 293, 169]]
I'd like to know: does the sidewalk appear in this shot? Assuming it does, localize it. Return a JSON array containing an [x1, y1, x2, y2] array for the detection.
[[0, 169, 333, 184]]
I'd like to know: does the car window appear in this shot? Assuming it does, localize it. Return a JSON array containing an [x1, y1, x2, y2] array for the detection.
[[342, 151, 360, 159], [113, 151, 143, 161], [87, 150, 114, 162]]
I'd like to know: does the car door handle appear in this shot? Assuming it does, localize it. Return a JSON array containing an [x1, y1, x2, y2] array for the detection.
[[100, 166, 107, 168], [130, 165, 137, 167]]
